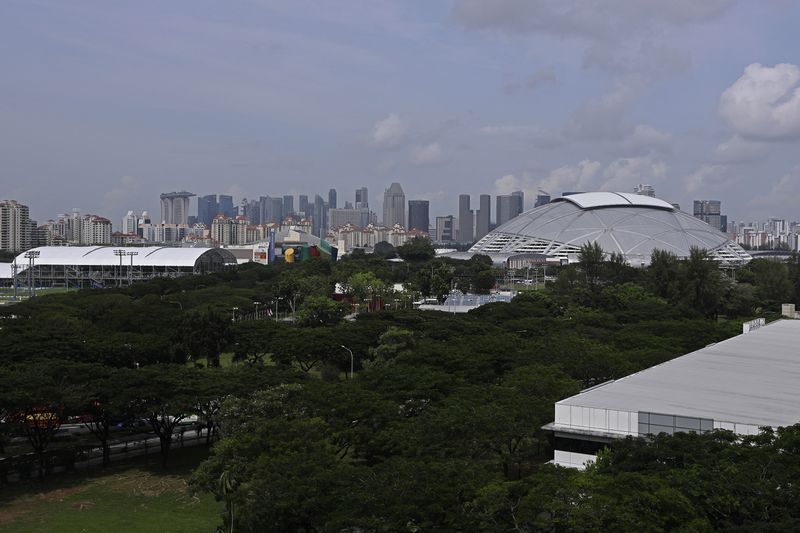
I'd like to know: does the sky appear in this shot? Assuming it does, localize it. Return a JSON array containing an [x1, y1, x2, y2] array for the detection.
[[2, 0, 800, 226]]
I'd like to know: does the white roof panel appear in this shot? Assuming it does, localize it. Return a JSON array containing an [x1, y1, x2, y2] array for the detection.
[[555, 192, 674, 210], [556, 320, 800, 428], [10, 246, 236, 269]]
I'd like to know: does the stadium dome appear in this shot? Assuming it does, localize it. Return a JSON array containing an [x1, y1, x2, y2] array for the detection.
[[469, 192, 751, 266]]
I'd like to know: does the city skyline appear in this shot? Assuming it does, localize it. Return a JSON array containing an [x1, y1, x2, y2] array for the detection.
[[3, 2, 800, 224]]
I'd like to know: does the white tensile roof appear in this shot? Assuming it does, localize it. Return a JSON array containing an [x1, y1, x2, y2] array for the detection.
[[555, 192, 674, 210], [9, 246, 237, 268]]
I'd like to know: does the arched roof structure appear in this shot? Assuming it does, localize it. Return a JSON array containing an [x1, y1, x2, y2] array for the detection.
[[469, 192, 751, 266]]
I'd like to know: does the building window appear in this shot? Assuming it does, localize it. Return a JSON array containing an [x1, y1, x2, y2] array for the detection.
[[638, 411, 713, 436]]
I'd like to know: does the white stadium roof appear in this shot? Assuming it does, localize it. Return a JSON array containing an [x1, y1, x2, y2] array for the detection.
[[469, 192, 751, 266]]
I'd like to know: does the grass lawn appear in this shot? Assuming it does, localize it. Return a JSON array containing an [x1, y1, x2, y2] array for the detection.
[[0, 447, 221, 533]]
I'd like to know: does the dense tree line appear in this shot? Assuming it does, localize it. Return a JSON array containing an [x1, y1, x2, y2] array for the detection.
[[2, 246, 800, 530]]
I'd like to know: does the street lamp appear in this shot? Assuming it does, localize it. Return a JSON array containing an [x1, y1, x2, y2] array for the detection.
[[253, 301, 261, 320], [113, 249, 125, 287], [126, 251, 138, 285], [340, 345, 354, 380], [273, 297, 283, 323], [23, 250, 40, 298], [231, 307, 239, 322]]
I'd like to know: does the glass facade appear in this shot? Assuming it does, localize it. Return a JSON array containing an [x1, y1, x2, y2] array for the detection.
[[638, 411, 714, 436]]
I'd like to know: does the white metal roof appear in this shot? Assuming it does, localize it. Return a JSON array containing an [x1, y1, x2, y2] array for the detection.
[[556, 320, 800, 428], [554, 192, 674, 210], [9, 246, 237, 269]]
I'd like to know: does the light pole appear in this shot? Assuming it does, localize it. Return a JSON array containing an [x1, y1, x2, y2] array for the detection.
[[340, 345, 354, 380], [24, 250, 40, 298], [126, 251, 138, 285], [12, 257, 17, 301], [231, 307, 238, 322], [273, 297, 283, 323], [253, 301, 261, 320], [113, 249, 125, 287]]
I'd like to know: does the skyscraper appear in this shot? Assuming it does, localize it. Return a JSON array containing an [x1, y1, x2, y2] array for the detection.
[[512, 190, 524, 215], [197, 194, 218, 226], [694, 200, 723, 232], [328, 188, 337, 210], [534, 190, 551, 207], [496, 192, 524, 227], [475, 194, 491, 240], [218, 195, 235, 218], [435, 215, 455, 242], [458, 194, 474, 243], [121, 211, 138, 234], [160, 191, 195, 225], [355, 187, 368, 209], [408, 200, 430, 233], [283, 195, 294, 216], [312, 195, 327, 236], [383, 182, 405, 227], [298, 195, 309, 217], [0, 200, 32, 252]]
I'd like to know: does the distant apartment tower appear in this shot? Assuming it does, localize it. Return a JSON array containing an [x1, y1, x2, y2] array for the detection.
[[475, 194, 491, 240], [693, 200, 723, 232], [355, 187, 369, 209], [534, 190, 551, 207], [383, 182, 406, 227], [160, 191, 195, 225], [408, 200, 430, 233], [121, 211, 138, 234], [0, 200, 32, 252], [633, 184, 656, 197], [496, 191, 524, 227], [458, 194, 474, 243], [328, 189, 337, 210], [435, 215, 455, 242]]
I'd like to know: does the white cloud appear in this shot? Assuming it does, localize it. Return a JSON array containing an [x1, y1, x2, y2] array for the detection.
[[504, 65, 557, 94], [683, 164, 728, 193], [371, 113, 408, 148], [600, 156, 667, 190], [493, 160, 602, 200], [712, 135, 767, 164], [719, 63, 800, 140], [748, 165, 800, 211], [409, 142, 447, 167]]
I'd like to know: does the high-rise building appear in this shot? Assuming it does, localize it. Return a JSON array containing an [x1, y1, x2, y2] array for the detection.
[[534, 190, 551, 207], [458, 194, 474, 243], [218, 195, 235, 218], [383, 182, 405, 227], [312, 195, 327, 236], [633, 184, 656, 197], [328, 207, 372, 229], [197, 194, 218, 226], [355, 187, 368, 209], [328, 188, 337, 210], [121, 211, 138, 234], [475, 194, 491, 240], [435, 215, 455, 242], [496, 192, 524, 227], [298, 195, 309, 217], [160, 191, 195, 225], [408, 200, 430, 233], [693, 200, 723, 232], [283, 195, 294, 217], [0, 200, 32, 252]]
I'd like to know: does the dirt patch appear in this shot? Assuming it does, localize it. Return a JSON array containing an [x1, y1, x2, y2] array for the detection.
[[0, 485, 86, 525]]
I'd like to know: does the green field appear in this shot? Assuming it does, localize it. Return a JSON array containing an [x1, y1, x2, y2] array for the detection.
[[0, 447, 221, 533]]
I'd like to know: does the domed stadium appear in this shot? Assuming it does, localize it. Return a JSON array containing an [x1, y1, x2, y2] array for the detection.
[[469, 192, 751, 267]]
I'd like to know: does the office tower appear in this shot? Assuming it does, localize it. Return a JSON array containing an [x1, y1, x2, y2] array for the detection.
[[355, 187, 369, 209], [344, 201, 353, 209], [693, 200, 722, 232], [0, 200, 32, 252], [159, 191, 195, 225], [197, 194, 218, 226], [720, 215, 728, 234], [496, 193, 523, 227], [382, 183, 405, 227], [512, 190, 524, 215], [328, 188, 337, 210], [408, 200, 430, 233], [263, 196, 284, 224], [312, 195, 327, 236], [298, 195, 309, 217], [435, 215, 455, 242], [534, 190, 551, 207], [329, 207, 371, 229], [121, 211, 138, 234], [283, 195, 294, 216], [218, 195, 235, 218], [633, 184, 655, 197], [458, 194, 474, 243], [475, 194, 491, 240]]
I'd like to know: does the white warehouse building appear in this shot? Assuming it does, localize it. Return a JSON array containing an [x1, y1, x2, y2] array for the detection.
[[544, 319, 800, 469]]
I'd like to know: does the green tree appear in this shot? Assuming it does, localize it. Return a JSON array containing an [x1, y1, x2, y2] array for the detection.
[[578, 241, 605, 291], [684, 247, 722, 317], [397, 236, 435, 261]]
